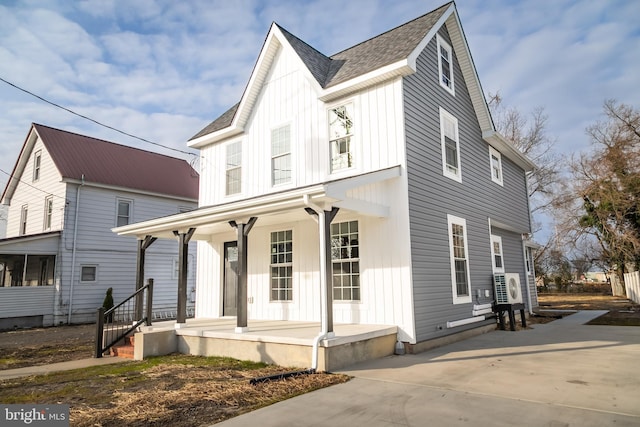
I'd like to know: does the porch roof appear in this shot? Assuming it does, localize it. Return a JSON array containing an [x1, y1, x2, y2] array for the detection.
[[114, 166, 401, 240], [0, 231, 61, 254]]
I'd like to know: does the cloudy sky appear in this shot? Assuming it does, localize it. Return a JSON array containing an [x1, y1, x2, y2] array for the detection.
[[1, 0, 638, 197]]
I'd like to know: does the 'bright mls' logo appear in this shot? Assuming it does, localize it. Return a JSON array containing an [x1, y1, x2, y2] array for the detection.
[[1, 405, 69, 426]]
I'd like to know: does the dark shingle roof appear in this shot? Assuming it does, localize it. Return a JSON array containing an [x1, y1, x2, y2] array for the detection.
[[192, 2, 452, 139], [34, 124, 199, 200]]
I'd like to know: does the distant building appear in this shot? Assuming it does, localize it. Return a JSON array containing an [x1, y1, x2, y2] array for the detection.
[[0, 124, 199, 328]]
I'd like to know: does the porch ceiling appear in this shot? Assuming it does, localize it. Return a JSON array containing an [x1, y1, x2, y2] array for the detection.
[[114, 165, 401, 241]]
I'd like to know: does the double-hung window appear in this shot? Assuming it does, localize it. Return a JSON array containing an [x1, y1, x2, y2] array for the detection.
[[328, 103, 354, 172], [33, 151, 42, 182], [440, 108, 461, 182], [271, 125, 291, 186], [489, 147, 503, 185], [226, 141, 242, 195], [44, 196, 53, 230], [490, 235, 505, 273], [20, 205, 28, 235], [437, 34, 454, 95], [331, 220, 360, 301], [447, 214, 471, 304], [270, 230, 293, 301], [116, 199, 132, 227]]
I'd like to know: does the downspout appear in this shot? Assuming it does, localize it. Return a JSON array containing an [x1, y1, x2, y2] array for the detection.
[[68, 175, 84, 325], [522, 235, 533, 315], [303, 195, 333, 372]]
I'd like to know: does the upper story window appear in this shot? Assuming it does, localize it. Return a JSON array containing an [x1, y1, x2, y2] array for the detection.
[[440, 107, 461, 182], [116, 199, 132, 227], [271, 125, 291, 186], [328, 103, 354, 172], [489, 146, 503, 186], [447, 214, 471, 304], [270, 230, 293, 301], [491, 234, 505, 273], [20, 205, 28, 236], [331, 220, 360, 301], [437, 34, 455, 95], [33, 151, 42, 182], [44, 196, 53, 230], [226, 141, 242, 195]]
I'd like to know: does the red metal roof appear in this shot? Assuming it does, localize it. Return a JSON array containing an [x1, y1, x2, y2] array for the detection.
[[33, 124, 199, 200]]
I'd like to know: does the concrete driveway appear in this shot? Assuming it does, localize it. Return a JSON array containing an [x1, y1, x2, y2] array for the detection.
[[214, 311, 640, 426]]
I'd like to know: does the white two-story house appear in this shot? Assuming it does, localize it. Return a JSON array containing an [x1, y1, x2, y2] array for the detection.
[[116, 2, 538, 353], [0, 124, 199, 328]]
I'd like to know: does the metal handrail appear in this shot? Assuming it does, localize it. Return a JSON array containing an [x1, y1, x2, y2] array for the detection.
[[95, 279, 153, 358]]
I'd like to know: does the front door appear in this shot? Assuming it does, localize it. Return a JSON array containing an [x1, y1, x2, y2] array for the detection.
[[223, 241, 238, 316]]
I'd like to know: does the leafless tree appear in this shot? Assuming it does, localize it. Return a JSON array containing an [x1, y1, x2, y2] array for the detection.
[[568, 100, 640, 284]]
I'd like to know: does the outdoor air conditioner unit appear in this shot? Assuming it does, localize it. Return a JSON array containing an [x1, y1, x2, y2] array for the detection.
[[494, 273, 523, 304]]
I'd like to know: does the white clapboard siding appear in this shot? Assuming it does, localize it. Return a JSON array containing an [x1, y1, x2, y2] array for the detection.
[[5, 135, 66, 237], [0, 286, 55, 318]]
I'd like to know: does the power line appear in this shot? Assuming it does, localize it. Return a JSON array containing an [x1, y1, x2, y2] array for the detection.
[[0, 76, 197, 157], [0, 167, 67, 200]]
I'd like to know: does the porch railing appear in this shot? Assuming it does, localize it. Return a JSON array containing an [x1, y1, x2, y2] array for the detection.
[[95, 279, 153, 358]]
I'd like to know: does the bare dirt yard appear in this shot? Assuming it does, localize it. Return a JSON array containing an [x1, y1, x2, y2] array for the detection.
[[0, 293, 638, 426], [535, 293, 640, 326]]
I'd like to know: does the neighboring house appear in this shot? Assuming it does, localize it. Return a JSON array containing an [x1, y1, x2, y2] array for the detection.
[[116, 2, 538, 351], [0, 124, 199, 329]]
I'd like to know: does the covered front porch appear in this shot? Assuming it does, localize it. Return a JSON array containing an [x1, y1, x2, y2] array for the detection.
[[112, 166, 408, 369], [133, 318, 398, 372]]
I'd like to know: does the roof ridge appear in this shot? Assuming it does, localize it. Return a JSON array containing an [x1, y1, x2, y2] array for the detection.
[[275, 23, 330, 61], [32, 123, 191, 163], [329, 2, 452, 58]]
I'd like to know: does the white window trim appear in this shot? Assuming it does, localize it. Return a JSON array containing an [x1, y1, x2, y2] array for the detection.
[[440, 107, 462, 183], [447, 214, 472, 304], [80, 265, 98, 283], [43, 196, 53, 231], [271, 123, 292, 187], [437, 34, 455, 96], [269, 229, 294, 302], [225, 140, 243, 197], [33, 150, 42, 182], [20, 204, 28, 236], [115, 198, 133, 227], [490, 234, 505, 274], [327, 100, 356, 175], [489, 146, 504, 186]]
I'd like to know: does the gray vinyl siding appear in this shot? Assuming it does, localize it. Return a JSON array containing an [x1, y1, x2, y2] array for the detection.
[[403, 25, 531, 342]]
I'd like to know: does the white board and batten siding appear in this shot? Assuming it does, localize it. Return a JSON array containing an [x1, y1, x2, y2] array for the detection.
[[198, 43, 407, 207]]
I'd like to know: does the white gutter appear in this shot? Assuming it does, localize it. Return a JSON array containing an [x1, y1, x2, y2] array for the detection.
[[68, 175, 84, 324], [303, 194, 334, 371]]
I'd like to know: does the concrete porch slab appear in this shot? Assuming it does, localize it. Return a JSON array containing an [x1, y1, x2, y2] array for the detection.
[[135, 319, 398, 371]]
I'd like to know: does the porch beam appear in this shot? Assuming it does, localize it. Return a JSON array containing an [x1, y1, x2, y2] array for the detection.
[[173, 228, 195, 324], [135, 235, 157, 319], [229, 217, 257, 332]]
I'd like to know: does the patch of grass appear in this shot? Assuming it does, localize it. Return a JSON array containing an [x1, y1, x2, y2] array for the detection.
[[0, 354, 349, 426]]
